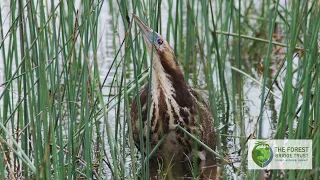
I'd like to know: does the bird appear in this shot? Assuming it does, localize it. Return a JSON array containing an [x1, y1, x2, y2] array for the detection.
[[130, 14, 216, 179]]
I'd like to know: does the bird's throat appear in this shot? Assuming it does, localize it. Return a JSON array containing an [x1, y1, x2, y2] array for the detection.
[[150, 57, 194, 130], [151, 59, 176, 102]]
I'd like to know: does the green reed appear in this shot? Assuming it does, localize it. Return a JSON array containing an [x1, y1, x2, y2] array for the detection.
[[0, 0, 106, 179], [1, 0, 320, 179]]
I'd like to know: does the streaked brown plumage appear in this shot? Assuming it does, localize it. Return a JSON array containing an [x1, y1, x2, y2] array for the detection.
[[130, 14, 216, 179]]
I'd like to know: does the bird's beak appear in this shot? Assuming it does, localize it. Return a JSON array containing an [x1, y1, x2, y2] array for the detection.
[[132, 14, 157, 46]]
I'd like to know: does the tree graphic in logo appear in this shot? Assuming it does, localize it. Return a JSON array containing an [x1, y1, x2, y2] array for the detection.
[[252, 141, 273, 167]]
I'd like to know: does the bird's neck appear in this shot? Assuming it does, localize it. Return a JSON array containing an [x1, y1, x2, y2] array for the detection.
[[151, 57, 193, 108]]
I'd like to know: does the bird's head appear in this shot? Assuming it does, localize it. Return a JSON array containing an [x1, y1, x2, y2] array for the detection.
[[133, 14, 179, 72]]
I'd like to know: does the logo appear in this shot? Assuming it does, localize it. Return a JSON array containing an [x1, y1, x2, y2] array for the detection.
[[248, 140, 312, 169], [252, 141, 273, 167]]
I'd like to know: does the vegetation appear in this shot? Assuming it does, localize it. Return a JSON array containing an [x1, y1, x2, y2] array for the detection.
[[0, 0, 319, 179]]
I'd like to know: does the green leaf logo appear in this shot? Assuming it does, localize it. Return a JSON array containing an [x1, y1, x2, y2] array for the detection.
[[252, 141, 273, 167]]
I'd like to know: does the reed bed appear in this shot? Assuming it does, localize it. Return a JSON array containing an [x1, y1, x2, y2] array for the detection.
[[0, 0, 319, 179]]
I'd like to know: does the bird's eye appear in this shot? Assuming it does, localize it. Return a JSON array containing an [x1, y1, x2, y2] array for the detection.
[[157, 38, 163, 45]]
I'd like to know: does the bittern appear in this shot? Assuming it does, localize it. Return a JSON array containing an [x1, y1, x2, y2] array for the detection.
[[131, 14, 216, 178]]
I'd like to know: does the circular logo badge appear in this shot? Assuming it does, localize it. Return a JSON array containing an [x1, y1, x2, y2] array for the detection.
[[252, 141, 273, 167]]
